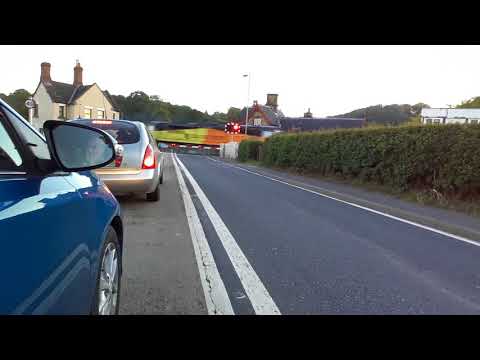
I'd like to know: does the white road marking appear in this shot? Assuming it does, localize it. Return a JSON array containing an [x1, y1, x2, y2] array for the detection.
[[172, 153, 234, 315], [207, 157, 480, 248], [175, 154, 281, 315]]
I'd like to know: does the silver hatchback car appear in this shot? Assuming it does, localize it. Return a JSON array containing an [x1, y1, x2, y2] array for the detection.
[[71, 118, 164, 201]]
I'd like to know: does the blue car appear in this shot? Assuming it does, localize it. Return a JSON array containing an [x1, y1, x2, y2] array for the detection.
[[0, 98, 124, 315]]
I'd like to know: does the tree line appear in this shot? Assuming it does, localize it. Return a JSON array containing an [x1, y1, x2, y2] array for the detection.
[[456, 96, 480, 108], [110, 91, 241, 125], [2, 87, 479, 126], [331, 103, 431, 125], [0, 89, 241, 125]]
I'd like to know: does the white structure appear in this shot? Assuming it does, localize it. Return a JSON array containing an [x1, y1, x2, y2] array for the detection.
[[421, 108, 480, 125], [220, 142, 239, 160]]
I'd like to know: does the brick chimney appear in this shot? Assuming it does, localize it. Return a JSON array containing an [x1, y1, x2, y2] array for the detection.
[[73, 60, 83, 87], [266, 94, 278, 111], [40, 62, 52, 83]]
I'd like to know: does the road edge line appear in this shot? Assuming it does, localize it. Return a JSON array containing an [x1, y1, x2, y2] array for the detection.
[[209, 157, 480, 248], [175, 154, 281, 315], [172, 153, 234, 315], [208, 157, 480, 238]]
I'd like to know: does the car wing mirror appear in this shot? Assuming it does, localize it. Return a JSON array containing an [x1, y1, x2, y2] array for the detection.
[[43, 120, 116, 172]]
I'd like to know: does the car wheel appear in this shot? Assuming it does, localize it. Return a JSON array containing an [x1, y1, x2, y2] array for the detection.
[[146, 182, 160, 201], [91, 226, 121, 315]]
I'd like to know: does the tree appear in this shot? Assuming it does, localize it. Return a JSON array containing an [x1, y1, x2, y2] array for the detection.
[[411, 103, 430, 116], [109, 90, 233, 126], [457, 96, 480, 108], [226, 107, 241, 121], [212, 112, 227, 121], [0, 89, 32, 118], [149, 95, 162, 102], [333, 103, 430, 125]]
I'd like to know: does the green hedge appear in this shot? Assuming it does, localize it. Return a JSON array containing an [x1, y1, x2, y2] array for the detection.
[[262, 124, 480, 194], [238, 140, 264, 162]]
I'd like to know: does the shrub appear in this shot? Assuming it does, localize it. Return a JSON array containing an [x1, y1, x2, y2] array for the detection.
[[261, 124, 480, 194], [238, 140, 264, 162]]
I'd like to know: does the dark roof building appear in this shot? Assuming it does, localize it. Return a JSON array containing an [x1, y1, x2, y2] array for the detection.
[[237, 94, 365, 133], [40, 81, 119, 112], [237, 94, 285, 126], [279, 116, 366, 132]]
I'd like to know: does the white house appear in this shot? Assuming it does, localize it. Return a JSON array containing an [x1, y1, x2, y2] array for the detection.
[[421, 108, 480, 125], [31, 61, 120, 130]]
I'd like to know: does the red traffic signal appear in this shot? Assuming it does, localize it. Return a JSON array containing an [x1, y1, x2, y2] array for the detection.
[[224, 122, 241, 134]]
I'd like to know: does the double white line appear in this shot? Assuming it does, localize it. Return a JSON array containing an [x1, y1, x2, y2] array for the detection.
[[172, 153, 281, 315]]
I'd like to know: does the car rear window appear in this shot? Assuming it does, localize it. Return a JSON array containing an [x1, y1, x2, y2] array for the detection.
[[75, 120, 140, 144]]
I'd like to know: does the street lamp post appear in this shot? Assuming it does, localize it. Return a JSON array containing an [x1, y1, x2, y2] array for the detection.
[[243, 73, 251, 135]]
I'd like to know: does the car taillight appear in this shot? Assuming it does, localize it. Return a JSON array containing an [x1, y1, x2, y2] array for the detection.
[[115, 155, 123, 167], [142, 144, 156, 169], [114, 145, 123, 167]]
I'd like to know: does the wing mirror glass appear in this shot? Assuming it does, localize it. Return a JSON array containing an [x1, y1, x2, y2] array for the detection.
[[43, 120, 116, 172]]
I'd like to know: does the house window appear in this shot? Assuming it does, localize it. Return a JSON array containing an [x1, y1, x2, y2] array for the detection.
[[58, 105, 65, 119], [84, 107, 92, 119], [112, 113, 116, 120], [471, 119, 479, 124], [97, 109, 105, 119], [426, 118, 432, 124], [254, 117, 262, 126], [433, 118, 441, 124]]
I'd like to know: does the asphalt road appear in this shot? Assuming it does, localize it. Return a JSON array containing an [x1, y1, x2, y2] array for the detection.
[[118, 154, 207, 315], [176, 154, 480, 314]]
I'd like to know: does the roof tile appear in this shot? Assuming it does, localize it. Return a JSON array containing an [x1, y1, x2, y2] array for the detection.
[[41, 81, 119, 112]]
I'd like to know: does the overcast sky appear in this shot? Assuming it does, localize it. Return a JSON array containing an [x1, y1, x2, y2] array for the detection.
[[2, 45, 480, 117]]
